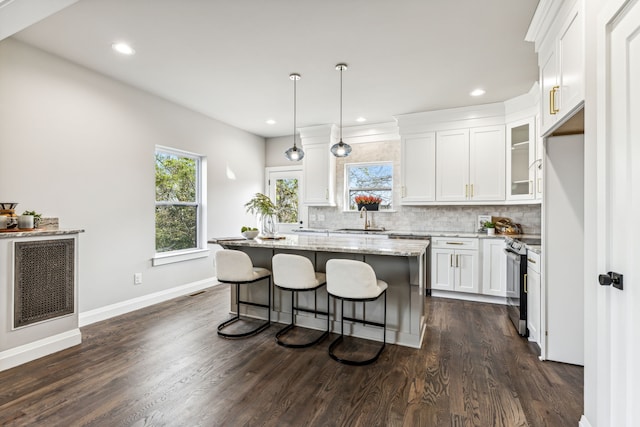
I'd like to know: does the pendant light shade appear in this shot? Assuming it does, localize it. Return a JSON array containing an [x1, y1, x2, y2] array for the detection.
[[331, 63, 352, 158], [284, 73, 304, 161]]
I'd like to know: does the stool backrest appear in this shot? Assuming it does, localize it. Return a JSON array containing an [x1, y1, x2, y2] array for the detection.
[[272, 253, 317, 289], [215, 249, 255, 282], [326, 259, 380, 299]]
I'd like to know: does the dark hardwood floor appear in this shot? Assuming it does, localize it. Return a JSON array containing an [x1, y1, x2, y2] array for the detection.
[[0, 285, 583, 427]]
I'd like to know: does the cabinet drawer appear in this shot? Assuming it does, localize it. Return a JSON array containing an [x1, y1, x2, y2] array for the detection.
[[527, 250, 541, 274], [431, 237, 478, 250]]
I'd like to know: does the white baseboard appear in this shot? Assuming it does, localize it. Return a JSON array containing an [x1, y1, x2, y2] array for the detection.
[[579, 415, 592, 427], [0, 329, 82, 372], [79, 277, 220, 327], [431, 290, 508, 305]]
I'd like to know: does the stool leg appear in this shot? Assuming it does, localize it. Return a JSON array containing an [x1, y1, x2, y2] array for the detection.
[[276, 286, 329, 348], [218, 277, 271, 339]]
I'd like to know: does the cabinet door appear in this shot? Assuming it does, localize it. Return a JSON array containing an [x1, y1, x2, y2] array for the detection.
[[527, 268, 541, 345], [469, 125, 506, 201], [436, 129, 469, 201], [558, 1, 584, 116], [302, 144, 334, 205], [540, 47, 559, 134], [481, 239, 507, 297], [401, 133, 436, 204], [431, 248, 455, 291], [535, 117, 544, 201], [506, 118, 536, 201], [455, 250, 479, 293]]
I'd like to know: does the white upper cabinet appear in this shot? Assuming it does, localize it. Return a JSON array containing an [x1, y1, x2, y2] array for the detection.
[[436, 129, 469, 202], [300, 125, 336, 206], [436, 126, 505, 202], [469, 125, 506, 201], [400, 132, 436, 204], [527, 0, 584, 136], [506, 117, 536, 201]]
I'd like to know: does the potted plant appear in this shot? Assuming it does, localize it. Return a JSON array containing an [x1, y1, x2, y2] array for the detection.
[[354, 195, 382, 211], [244, 193, 280, 237], [483, 221, 496, 236], [22, 210, 42, 228]]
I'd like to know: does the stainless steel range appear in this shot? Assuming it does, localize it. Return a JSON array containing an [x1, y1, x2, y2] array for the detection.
[[504, 236, 541, 336]]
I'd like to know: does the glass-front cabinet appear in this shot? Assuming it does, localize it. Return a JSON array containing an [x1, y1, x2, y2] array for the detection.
[[506, 117, 536, 201]]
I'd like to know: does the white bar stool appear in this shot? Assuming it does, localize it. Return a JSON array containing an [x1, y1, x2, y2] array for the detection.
[[272, 253, 330, 348], [326, 259, 388, 365], [215, 249, 271, 338]]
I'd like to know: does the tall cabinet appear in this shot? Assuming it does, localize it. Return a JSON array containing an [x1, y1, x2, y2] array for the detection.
[[299, 125, 337, 206]]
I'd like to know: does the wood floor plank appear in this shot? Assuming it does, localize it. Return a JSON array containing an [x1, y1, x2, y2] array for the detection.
[[0, 286, 583, 426]]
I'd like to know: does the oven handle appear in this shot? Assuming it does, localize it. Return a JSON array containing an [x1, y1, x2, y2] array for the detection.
[[504, 249, 522, 262]]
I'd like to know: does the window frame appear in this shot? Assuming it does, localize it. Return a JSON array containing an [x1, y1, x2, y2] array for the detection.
[[344, 161, 394, 212], [152, 145, 208, 266]]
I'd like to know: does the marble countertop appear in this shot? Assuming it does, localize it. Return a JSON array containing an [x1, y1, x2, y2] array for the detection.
[[291, 228, 540, 240], [0, 228, 85, 239], [209, 234, 430, 257], [526, 245, 542, 254]]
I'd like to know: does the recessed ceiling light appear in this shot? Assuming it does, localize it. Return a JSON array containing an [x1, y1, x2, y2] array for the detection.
[[470, 88, 486, 97], [356, 117, 367, 123], [111, 42, 135, 55], [266, 119, 276, 125]]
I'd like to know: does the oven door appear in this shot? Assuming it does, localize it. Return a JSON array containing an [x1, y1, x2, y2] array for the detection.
[[505, 248, 527, 336]]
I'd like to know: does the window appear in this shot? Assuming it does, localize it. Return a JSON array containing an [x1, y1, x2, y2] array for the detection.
[[266, 166, 305, 233], [155, 147, 205, 256], [345, 162, 393, 210]]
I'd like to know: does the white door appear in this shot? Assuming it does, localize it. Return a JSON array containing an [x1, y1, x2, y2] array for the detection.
[[431, 248, 454, 291], [266, 166, 305, 233], [436, 129, 469, 201], [469, 125, 505, 201], [597, 1, 640, 424], [455, 251, 478, 293]]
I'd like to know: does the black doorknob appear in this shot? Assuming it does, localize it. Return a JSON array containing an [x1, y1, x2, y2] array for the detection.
[[599, 272, 624, 290], [598, 274, 613, 286]]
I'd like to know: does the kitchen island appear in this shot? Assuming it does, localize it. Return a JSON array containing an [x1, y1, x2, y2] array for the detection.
[[208, 234, 429, 348]]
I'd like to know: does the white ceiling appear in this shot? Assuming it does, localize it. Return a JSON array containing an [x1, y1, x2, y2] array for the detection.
[[9, 0, 539, 138]]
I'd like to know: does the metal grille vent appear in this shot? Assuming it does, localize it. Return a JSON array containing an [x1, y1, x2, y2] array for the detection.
[[14, 239, 75, 328]]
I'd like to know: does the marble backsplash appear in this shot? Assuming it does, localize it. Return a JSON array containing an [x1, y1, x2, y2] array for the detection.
[[308, 204, 541, 234]]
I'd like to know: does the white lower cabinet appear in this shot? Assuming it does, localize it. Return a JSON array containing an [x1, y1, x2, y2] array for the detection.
[[526, 250, 541, 345], [431, 238, 479, 293], [481, 239, 507, 297]]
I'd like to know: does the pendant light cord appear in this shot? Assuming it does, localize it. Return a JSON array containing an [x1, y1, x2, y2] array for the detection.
[[339, 66, 343, 142], [293, 75, 297, 149]]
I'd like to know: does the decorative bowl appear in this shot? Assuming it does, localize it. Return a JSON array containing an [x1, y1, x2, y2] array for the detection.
[[242, 230, 259, 239], [0, 202, 18, 210]]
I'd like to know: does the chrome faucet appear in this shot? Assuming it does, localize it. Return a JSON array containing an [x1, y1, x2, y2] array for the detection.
[[360, 206, 371, 230]]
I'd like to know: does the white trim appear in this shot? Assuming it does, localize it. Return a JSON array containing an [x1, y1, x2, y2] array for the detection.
[[431, 290, 508, 305], [0, 329, 81, 372], [578, 415, 593, 427], [79, 277, 219, 327], [152, 248, 210, 266]]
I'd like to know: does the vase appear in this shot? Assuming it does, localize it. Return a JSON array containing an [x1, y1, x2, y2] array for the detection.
[[357, 203, 379, 211], [259, 214, 278, 238]]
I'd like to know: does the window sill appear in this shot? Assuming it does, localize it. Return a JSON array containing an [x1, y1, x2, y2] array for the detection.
[[152, 248, 210, 266]]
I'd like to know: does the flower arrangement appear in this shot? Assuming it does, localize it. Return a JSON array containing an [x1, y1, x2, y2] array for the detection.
[[354, 195, 382, 205]]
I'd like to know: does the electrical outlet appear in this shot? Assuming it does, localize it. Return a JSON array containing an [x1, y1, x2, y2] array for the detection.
[[134, 273, 143, 285]]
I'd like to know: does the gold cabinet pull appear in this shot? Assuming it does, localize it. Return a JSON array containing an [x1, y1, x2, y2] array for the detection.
[[456, 254, 460, 268], [537, 178, 542, 194], [470, 184, 474, 198], [527, 258, 537, 264], [446, 242, 464, 245], [450, 254, 454, 267], [550, 86, 560, 115]]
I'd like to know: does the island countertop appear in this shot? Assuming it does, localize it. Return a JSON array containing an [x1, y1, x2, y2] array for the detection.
[[208, 234, 429, 257]]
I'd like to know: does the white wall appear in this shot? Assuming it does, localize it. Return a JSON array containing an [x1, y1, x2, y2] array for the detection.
[[0, 39, 266, 312]]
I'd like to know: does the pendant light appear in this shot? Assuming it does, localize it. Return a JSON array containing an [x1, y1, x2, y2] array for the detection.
[[330, 63, 352, 157], [284, 73, 304, 161]]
